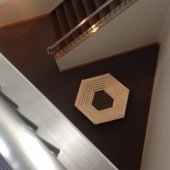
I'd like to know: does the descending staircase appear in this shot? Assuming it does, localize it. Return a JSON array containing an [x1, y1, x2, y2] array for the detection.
[[47, 0, 138, 61]]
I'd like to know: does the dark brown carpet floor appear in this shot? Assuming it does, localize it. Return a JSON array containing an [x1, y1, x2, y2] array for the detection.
[[0, 14, 159, 170]]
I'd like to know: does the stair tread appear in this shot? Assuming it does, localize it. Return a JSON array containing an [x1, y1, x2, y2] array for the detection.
[[81, 0, 100, 25], [71, 0, 90, 32], [63, 1, 78, 29], [94, 0, 110, 18], [55, 5, 73, 45], [55, 6, 70, 36], [81, 0, 96, 14], [53, 14, 63, 40], [51, 12, 66, 52], [63, 0, 82, 39], [71, 0, 87, 21]]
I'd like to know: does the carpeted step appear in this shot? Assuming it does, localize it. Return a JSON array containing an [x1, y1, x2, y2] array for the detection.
[[94, 0, 110, 19], [55, 5, 73, 45], [71, 0, 90, 32], [63, 0, 82, 39], [81, 0, 100, 25], [54, 16, 66, 51]]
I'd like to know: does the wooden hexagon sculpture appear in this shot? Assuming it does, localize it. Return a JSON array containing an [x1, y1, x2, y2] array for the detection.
[[75, 73, 129, 124]]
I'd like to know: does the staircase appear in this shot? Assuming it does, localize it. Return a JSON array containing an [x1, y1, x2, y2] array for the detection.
[[47, 0, 138, 61], [0, 154, 11, 170]]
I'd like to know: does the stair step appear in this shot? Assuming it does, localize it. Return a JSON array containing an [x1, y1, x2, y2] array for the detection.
[[53, 13, 66, 51], [71, 0, 90, 32], [55, 5, 73, 45], [63, 0, 82, 39], [94, 0, 110, 19], [53, 14, 63, 40], [81, 0, 100, 25]]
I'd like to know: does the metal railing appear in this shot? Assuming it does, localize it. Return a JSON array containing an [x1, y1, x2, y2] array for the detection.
[[47, 0, 138, 58], [47, 0, 114, 54]]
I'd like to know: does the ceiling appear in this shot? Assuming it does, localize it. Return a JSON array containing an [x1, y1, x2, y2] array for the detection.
[[0, 0, 63, 28]]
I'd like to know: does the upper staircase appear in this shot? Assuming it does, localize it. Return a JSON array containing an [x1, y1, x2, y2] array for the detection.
[[47, 0, 138, 61]]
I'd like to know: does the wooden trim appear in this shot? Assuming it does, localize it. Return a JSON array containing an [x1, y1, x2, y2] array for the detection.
[[59, 42, 160, 72], [0, 13, 49, 30]]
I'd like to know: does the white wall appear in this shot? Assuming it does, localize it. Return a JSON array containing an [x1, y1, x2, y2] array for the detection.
[[57, 0, 169, 71], [141, 7, 170, 170], [0, 0, 63, 28]]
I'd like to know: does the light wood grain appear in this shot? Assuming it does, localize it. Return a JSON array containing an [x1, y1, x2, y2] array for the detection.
[[75, 73, 129, 124]]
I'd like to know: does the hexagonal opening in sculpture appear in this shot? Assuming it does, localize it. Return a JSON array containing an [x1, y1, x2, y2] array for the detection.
[[92, 90, 114, 111]]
